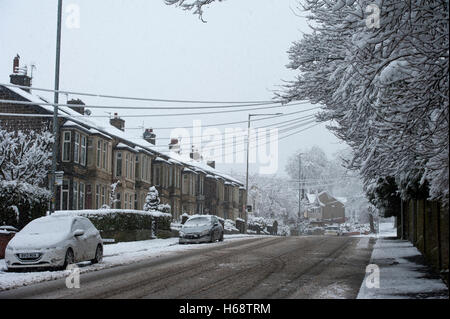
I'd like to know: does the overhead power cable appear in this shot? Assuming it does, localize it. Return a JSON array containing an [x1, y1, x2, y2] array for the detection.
[[0, 82, 283, 104], [0, 98, 282, 110], [137, 114, 317, 141], [125, 107, 320, 130], [0, 99, 311, 117]]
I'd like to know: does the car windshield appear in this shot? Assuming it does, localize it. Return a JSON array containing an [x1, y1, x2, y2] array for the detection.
[[20, 217, 72, 235], [184, 217, 211, 227], [327, 227, 339, 230]]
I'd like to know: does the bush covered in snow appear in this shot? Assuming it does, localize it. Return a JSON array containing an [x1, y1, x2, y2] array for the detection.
[[0, 129, 53, 228], [53, 209, 172, 242], [223, 219, 240, 234]]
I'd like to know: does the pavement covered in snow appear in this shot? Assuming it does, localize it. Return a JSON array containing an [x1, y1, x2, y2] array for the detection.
[[0, 234, 260, 291], [357, 222, 448, 299]]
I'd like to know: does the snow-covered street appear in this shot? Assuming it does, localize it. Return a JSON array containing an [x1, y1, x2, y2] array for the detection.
[[357, 223, 448, 299], [0, 234, 260, 291]]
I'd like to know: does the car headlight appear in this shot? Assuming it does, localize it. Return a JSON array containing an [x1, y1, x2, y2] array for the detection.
[[200, 229, 210, 236]]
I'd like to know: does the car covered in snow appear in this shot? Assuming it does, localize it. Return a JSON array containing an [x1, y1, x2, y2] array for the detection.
[[324, 225, 341, 236], [4, 215, 103, 271], [179, 215, 224, 244]]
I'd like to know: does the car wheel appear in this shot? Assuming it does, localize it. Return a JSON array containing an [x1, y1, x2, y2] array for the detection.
[[219, 231, 224, 242], [63, 248, 74, 269], [210, 231, 216, 243], [91, 244, 103, 264]]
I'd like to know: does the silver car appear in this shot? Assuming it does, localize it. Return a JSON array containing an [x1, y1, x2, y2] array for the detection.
[[5, 215, 103, 271], [179, 215, 224, 244]]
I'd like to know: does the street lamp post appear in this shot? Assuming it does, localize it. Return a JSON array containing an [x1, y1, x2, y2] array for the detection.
[[50, 0, 63, 213], [245, 113, 282, 220]]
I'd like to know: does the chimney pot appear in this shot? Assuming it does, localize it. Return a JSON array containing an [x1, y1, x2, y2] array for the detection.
[[13, 55, 20, 73], [10, 54, 32, 92], [110, 114, 125, 131], [143, 128, 156, 145]]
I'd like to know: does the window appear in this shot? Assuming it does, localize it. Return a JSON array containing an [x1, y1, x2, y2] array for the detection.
[[134, 193, 138, 210], [97, 140, 101, 167], [154, 166, 160, 185], [74, 132, 80, 163], [116, 152, 122, 177], [199, 176, 204, 195], [169, 166, 173, 187], [182, 174, 188, 194], [103, 142, 107, 170], [129, 194, 133, 210], [73, 181, 78, 209], [79, 182, 85, 209], [80, 135, 87, 166], [116, 192, 121, 209], [60, 180, 69, 210], [130, 155, 134, 179], [96, 185, 100, 209], [101, 186, 106, 206], [125, 154, 129, 178], [62, 131, 71, 162], [125, 193, 128, 209], [87, 138, 93, 166], [135, 155, 140, 179]]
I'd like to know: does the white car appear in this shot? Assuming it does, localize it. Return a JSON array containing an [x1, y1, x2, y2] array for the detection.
[[324, 226, 341, 236], [179, 215, 224, 244], [5, 215, 103, 271]]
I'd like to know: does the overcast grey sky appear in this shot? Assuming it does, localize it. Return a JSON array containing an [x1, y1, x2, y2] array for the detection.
[[0, 0, 347, 177]]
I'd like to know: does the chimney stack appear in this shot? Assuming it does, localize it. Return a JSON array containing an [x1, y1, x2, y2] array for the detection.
[[67, 98, 85, 115], [10, 54, 32, 92], [190, 145, 201, 161], [13, 55, 20, 73], [169, 138, 180, 153], [110, 113, 125, 131], [143, 128, 156, 145]]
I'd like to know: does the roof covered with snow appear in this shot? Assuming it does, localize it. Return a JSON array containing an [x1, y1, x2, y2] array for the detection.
[[2, 85, 244, 187]]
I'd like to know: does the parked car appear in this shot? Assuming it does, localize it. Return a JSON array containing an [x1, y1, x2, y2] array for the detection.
[[5, 215, 103, 271], [324, 226, 341, 236], [179, 215, 224, 244]]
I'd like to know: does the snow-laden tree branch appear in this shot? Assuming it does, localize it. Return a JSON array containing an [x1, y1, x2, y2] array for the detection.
[[164, 0, 222, 21], [280, 0, 449, 207]]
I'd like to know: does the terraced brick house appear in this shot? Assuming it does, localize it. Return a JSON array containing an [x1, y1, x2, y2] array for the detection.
[[0, 55, 247, 223]]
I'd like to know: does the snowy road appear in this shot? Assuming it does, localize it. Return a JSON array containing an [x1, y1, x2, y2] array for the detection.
[[0, 236, 374, 299]]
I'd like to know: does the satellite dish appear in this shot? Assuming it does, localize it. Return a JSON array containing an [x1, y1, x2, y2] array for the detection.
[[85, 109, 92, 116]]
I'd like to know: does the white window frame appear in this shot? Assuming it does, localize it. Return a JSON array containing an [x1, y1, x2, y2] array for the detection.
[[74, 132, 80, 164], [73, 181, 78, 210], [80, 135, 87, 166], [103, 142, 107, 170], [62, 131, 71, 162], [96, 184, 100, 209], [79, 182, 85, 210], [116, 152, 122, 177], [97, 140, 101, 168], [60, 179, 70, 210]]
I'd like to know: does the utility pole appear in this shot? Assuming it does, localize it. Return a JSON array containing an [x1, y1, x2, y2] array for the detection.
[[298, 153, 302, 219], [50, 0, 63, 213]]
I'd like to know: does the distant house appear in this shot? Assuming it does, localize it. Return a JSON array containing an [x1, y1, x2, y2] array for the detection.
[[305, 191, 345, 224]]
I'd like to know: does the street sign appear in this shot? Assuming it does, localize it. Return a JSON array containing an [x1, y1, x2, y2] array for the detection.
[[55, 171, 64, 186]]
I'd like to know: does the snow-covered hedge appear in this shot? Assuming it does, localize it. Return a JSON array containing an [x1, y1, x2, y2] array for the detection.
[[53, 209, 172, 242], [0, 181, 51, 229], [223, 219, 240, 235], [247, 216, 279, 235]]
